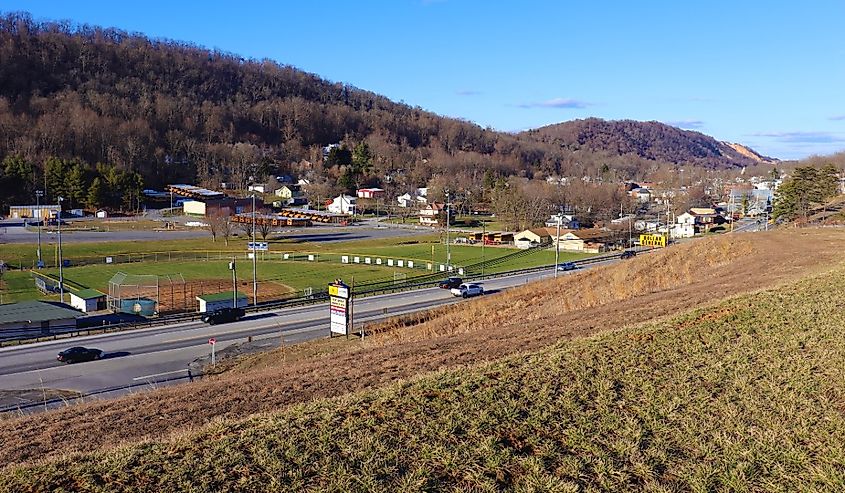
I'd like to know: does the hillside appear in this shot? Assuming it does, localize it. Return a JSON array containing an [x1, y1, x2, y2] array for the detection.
[[525, 118, 776, 168], [0, 12, 770, 212], [2, 230, 845, 490]]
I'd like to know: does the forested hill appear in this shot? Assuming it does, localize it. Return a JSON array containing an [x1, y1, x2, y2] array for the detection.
[[524, 118, 776, 168], [0, 12, 771, 210]]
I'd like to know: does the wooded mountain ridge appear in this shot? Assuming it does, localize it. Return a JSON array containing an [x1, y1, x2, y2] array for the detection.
[[0, 12, 772, 208]]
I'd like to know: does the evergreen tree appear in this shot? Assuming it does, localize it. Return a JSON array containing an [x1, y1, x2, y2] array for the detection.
[[66, 163, 87, 209], [86, 177, 105, 209], [44, 156, 70, 201]]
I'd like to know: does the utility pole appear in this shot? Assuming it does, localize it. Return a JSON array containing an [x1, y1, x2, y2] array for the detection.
[[554, 210, 562, 278], [57, 196, 64, 303], [444, 189, 451, 271], [481, 220, 486, 277], [229, 258, 237, 307], [35, 190, 43, 267], [251, 193, 258, 306]]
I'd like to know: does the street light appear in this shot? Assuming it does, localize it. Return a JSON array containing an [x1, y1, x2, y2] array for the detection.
[[35, 190, 44, 267], [251, 193, 258, 306], [57, 196, 65, 303], [554, 209, 562, 278], [444, 189, 451, 271]]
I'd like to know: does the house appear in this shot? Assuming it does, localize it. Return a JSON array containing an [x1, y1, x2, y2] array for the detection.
[[7, 204, 61, 220], [327, 195, 357, 215], [247, 184, 269, 193], [356, 188, 385, 199], [629, 187, 652, 203], [673, 213, 697, 238], [69, 289, 107, 313], [514, 228, 553, 249], [0, 300, 80, 334], [397, 193, 414, 208], [673, 208, 722, 236], [544, 213, 579, 229], [274, 184, 307, 206], [196, 291, 248, 313], [416, 188, 429, 205], [419, 202, 447, 227]]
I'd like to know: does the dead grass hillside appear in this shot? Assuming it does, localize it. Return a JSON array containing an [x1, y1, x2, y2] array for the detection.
[[0, 229, 843, 467]]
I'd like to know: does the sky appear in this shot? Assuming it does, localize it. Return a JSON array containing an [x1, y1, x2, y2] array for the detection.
[[3, 0, 845, 160]]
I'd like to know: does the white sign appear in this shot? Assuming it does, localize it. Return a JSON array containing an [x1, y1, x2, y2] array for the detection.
[[397, 260, 404, 267], [439, 264, 445, 272], [283, 253, 290, 260], [387, 259, 394, 266], [408, 261, 414, 268], [330, 296, 348, 335], [458, 268, 464, 275], [353, 256, 360, 263], [308, 254, 315, 261], [248, 242, 269, 251], [376, 258, 382, 265], [365, 257, 371, 264], [341, 256, 349, 264], [105, 257, 113, 264]]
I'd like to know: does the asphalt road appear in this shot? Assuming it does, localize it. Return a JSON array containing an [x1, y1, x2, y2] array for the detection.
[[0, 262, 616, 410]]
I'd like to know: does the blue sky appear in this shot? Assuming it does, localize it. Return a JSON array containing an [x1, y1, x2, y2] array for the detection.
[[4, 0, 845, 160]]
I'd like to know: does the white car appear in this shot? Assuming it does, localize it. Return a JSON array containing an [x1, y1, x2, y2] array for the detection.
[[451, 283, 484, 298]]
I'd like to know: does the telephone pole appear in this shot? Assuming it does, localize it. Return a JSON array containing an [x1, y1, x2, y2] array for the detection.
[[554, 210, 562, 278], [444, 189, 451, 271], [251, 193, 258, 306], [57, 196, 65, 303], [35, 190, 43, 267]]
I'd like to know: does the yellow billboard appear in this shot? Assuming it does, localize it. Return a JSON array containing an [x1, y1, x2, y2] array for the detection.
[[639, 234, 667, 248]]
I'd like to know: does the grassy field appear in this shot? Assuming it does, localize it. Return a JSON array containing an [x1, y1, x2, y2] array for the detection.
[[4, 248, 845, 490], [1, 231, 591, 302]]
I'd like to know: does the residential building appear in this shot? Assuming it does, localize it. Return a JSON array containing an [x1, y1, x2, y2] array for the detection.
[[327, 195, 357, 215], [544, 213, 579, 229], [196, 291, 248, 313], [274, 184, 307, 206], [247, 184, 269, 193], [7, 204, 61, 220], [629, 187, 652, 203], [397, 193, 414, 208], [356, 188, 385, 199], [419, 202, 447, 227]]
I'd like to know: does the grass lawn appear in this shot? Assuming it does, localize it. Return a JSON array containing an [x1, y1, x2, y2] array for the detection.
[[7, 260, 845, 490]]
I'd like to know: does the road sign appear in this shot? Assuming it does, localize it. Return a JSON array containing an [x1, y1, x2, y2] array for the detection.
[[208, 337, 216, 345], [248, 242, 269, 251], [328, 280, 351, 335], [328, 284, 349, 299]]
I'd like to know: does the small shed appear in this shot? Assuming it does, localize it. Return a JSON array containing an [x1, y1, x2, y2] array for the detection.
[[196, 291, 248, 313], [96, 210, 108, 218], [69, 289, 107, 313]]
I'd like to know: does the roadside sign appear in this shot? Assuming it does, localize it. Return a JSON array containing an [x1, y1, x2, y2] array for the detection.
[[639, 234, 666, 248], [328, 284, 349, 299], [208, 338, 216, 345], [328, 280, 351, 335], [248, 242, 269, 251]]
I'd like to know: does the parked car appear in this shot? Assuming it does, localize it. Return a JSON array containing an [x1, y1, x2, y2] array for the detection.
[[451, 283, 484, 298], [620, 250, 637, 260], [57, 347, 103, 364], [557, 262, 577, 271], [201, 307, 246, 325], [438, 277, 463, 289]]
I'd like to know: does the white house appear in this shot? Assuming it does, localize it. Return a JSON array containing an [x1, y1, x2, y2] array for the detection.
[[629, 187, 652, 203], [673, 213, 696, 238], [248, 184, 268, 193], [418, 202, 446, 227], [196, 291, 248, 313], [544, 213, 579, 229], [397, 193, 413, 208], [328, 195, 357, 215]]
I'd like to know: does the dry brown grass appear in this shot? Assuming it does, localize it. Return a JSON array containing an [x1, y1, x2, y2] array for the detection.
[[1, 229, 843, 468]]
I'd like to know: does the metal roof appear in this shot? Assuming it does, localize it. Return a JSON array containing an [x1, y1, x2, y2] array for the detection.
[[71, 289, 106, 299], [0, 301, 81, 324], [196, 291, 247, 302]]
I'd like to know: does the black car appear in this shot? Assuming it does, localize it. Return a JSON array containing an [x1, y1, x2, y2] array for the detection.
[[57, 347, 103, 364], [201, 307, 246, 325], [620, 250, 637, 260], [438, 277, 463, 289]]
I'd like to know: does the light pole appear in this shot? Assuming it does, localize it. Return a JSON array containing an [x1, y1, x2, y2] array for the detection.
[[57, 196, 65, 303], [35, 190, 44, 267], [444, 189, 451, 271], [554, 209, 562, 278], [251, 193, 258, 306], [481, 220, 486, 277]]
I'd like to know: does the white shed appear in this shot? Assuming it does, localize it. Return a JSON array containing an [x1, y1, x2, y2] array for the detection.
[[69, 289, 107, 313], [196, 291, 248, 313]]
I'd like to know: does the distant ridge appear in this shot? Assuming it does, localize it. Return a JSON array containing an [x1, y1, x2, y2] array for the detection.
[[523, 118, 777, 168]]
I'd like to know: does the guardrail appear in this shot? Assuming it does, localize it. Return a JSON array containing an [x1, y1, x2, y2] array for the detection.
[[0, 248, 649, 347]]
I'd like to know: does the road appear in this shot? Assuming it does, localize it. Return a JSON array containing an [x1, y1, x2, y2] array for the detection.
[[0, 262, 618, 411]]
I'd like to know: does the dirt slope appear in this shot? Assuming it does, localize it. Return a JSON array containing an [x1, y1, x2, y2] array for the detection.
[[1, 229, 842, 467]]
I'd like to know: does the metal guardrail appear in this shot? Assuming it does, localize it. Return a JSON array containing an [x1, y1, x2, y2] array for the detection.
[[0, 247, 650, 347]]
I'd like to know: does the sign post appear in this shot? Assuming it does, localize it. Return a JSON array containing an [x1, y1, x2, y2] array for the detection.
[[209, 337, 217, 365], [328, 279, 351, 337]]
